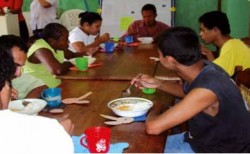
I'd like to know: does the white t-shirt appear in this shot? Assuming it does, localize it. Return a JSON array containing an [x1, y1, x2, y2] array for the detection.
[[30, 0, 58, 30], [0, 110, 74, 154], [68, 27, 96, 53]]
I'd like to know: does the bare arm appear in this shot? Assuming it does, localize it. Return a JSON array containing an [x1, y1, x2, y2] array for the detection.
[[132, 74, 185, 98], [59, 118, 75, 135], [63, 48, 90, 60], [70, 42, 99, 56], [145, 88, 217, 135], [0, 81, 11, 109], [31, 48, 72, 75], [38, 0, 52, 8], [201, 45, 215, 61], [71, 33, 110, 55]]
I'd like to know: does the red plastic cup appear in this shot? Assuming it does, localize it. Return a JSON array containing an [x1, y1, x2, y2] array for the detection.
[[80, 126, 111, 153]]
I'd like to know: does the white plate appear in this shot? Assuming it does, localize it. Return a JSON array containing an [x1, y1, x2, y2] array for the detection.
[[8, 99, 47, 115], [138, 37, 153, 44], [107, 97, 153, 117], [68, 56, 96, 66]]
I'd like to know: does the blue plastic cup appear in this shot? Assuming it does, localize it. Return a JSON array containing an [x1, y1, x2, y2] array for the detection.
[[41, 88, 62, 107], [125, 36, 133, 44], [105, 41, 115, 53]]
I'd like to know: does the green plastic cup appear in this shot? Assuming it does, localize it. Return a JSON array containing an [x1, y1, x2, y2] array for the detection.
[[76, 57, 88, 71], [142, 88, 156, 94]]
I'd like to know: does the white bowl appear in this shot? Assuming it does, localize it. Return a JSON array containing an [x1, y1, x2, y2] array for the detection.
[[8, 99, 47, 115], [137, 37, 153, 44], [107, 97, 153, 117], [68, 56, 96, 66]]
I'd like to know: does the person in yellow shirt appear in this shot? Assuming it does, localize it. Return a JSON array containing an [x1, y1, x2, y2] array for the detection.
[[199, 11, 250, 77]]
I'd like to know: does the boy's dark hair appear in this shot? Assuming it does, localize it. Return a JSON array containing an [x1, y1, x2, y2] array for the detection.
[[199, 11, 230, 35], [79, 12, 102, 26], [158, 27, 201, 66], [0, 51, 15, 91], [0, 35, 28, 54], [141, 3, 157, 15]]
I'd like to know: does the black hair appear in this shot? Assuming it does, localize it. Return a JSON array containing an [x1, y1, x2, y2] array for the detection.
[[0, 35, 28, 54], [42, 23, 68, 40], [0, 51, 15, 91], [199, 11, 230, 35], [141, 3, 157, 15], [78, 12, 102, 26], [28, 23, 68, 46], [158, 27, 202, 66]]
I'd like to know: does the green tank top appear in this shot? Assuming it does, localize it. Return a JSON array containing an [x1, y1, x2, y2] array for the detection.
[[23, 39, 65, 88]]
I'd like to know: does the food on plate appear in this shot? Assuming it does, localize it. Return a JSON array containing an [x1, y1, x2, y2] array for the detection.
[[8, 99, 47, 115], [115, 105, 132, 111], [22, 100, 31, 106], [107, 97, 153, 117]]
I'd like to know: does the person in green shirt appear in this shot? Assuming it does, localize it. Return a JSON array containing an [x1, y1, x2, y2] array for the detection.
[[13, 23, 87, 98]]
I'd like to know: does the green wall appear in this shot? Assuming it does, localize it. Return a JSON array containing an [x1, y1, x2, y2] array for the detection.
[[222, 0, 249, 38], [175, 0, 217, 33], [23, 0, 248, 38]]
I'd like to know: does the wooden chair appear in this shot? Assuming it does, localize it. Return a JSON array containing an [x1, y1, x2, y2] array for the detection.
[[235, 68, 250, 110], [241, 37, 250, 47]]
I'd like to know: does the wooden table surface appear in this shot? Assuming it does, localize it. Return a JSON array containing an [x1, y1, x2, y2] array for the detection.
[[40, 79, 175, 153], [57, 44, 175, 80], [40, 43, 176, 152]]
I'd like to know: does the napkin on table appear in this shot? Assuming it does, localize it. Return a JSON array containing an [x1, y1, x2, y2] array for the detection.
[[72, 134, 129, 153]]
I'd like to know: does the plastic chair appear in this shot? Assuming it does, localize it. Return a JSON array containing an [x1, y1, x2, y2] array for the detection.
[[59, 9, 84, 31]]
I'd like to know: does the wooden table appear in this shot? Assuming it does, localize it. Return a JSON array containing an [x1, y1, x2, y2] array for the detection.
[[40, 79, 175, 152], [40, 44, 176, 152], [57, 44, 175, 80]]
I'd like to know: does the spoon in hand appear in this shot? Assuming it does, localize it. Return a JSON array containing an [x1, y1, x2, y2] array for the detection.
[[122, 74, 142, 97], [62, 91, 92, 104]]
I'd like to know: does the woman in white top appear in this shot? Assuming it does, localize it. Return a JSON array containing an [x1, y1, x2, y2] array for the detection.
[[68, 12, 110, 55]]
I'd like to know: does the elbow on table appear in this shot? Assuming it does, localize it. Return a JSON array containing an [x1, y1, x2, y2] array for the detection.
[[145, 121, 162, 135]]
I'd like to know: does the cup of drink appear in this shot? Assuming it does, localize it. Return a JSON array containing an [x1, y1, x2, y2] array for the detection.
[[41, 88, 62, 107], [80, 126, 111, 153], [125, 36, 133, 44], [142, 88, 156, 95], [75, 57, 88, 71], [104, 41, 115, 53]]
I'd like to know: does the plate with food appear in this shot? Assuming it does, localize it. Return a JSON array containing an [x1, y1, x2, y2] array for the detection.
[[107, 97, 153, 117], [8, 99, 47, 115]]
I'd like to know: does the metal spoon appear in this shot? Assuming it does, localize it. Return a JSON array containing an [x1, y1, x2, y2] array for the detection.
[[122, 74, 142, 97]]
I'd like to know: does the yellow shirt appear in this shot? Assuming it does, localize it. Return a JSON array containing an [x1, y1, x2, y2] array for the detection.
[[23, 39, 65, 87], [213, 39, 250, 76]]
